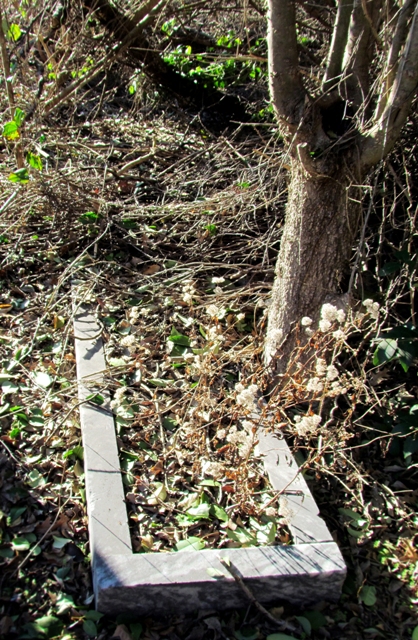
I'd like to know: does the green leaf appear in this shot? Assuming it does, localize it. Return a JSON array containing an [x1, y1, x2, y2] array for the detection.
[[8, 23, 22, 41], [174, 537, 205, 551], [83, 619, 97, 637], [412, 625, 418, 640], [299, 610, 327, 630], [378, 261, 402, 276], [84, 610, 104, 621], [34, 371, 53, 388], [0, 546, 14, 558], [162, 417, 178, 431], [187, 502, 211, 520], [199, 479, 221, 487], [235, 627, 259, 640], [373, 338, 398, 366], [227, 526, 257, 546], [205, 223, 217, 236], [26, 151, 43, 171], [130, 622, 143, 640], [210, 504, 229, 522], [11, 536, 32, 551], [168, 327, 191, 346], [8, 168, 29, 183], [79, 211, 100, 224], [86, 393, 104, 405], [338, 508, 363, 521], [1, 380, 19, 395], [148, 378, 171, 387], [7, 505, 26, 525], [2, 121, 19, 140], [52, 536, 70, 549], [295, 616, 311, 636], [55, 592, 75, 615], [266, 634, 298, 640], [32, 616, 64, 639], [27, 469, 46, 488], [359, 585, 377, 607]]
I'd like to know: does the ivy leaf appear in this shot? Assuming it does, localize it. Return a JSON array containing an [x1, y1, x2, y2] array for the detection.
[[168, 327, 191, 346], [8, 168, 29, 183], [2, 121, 19, 140], [174, 537, 205, 551], [8, 24, 22, 41], [83, 619, 97, 637], [55, 592, 75, 615], [186, 502, 211, 520], [26, 151, 43, 171], [34, 371, 53, 388], [359, 585, 377, 607]]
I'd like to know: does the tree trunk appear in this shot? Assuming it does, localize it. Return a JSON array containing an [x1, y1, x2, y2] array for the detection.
[[264, 154, 361, 372]]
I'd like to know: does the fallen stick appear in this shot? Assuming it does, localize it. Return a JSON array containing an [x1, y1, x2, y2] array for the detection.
[[218, 556, 300, 635]]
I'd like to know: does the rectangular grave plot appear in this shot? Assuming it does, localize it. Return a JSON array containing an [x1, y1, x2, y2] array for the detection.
[[74, 306, 346, 616]]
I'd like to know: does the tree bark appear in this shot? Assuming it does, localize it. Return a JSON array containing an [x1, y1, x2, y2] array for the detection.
[[264, 153, 361, 372]]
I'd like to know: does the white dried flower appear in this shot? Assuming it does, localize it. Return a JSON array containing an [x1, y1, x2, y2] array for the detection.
[[227, 427, 253, 457], [217, 428, 226, 439], [121, 334, 137, 354], [129, 306, 141, 322], [236, 312, 245, 321], [121, 334, 136, 347], [326, 364, 339, 381], [110, 386, 126, 409], [235, 383, 259, 410], [315, 358, 327, 377], [301, 316, 313, 326], [294, 414, 321, 436], [336, 309, 346, 323], [265, 507, 277, 518], [321, 303, 339, 322], [206, 304, 219, 318], [207, 325, 224, 342], [213, 286, 223, 296], [306, 377, 324, 393], [212, 276, 225, 284], [184, 351, 195, 362], [182, 281, 196, 305], [332, 329, 346, 340], [319, 319, 332, 333], [364, 299, 380, 319], [202, 461, 224, 479]]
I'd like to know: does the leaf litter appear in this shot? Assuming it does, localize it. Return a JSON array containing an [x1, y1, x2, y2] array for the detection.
[[0, 9, 417, 638]]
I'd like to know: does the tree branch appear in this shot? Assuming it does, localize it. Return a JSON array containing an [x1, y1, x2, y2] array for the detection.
[[341, 0, 369, 107], [341, 0, 381, 108], [374, 0, 415, 119], [267, 0, 305, 128], [361, 2, 418, 170], [323, 0, 355, 93]]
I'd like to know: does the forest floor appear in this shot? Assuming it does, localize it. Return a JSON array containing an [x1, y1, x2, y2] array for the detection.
[[0, 40, 417, 640]]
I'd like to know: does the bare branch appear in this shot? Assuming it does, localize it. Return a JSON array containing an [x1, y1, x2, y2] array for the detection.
[[323, 0, 355, 93], [361, 2, 418, 169], [374, 0, 415, 119], [342, 0, 370, 106], [267, 0, 305, 127]]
